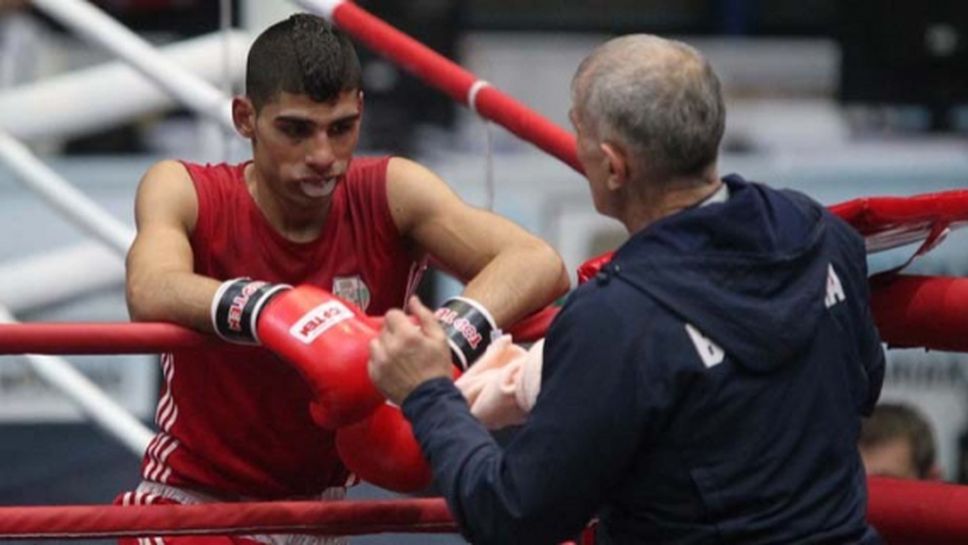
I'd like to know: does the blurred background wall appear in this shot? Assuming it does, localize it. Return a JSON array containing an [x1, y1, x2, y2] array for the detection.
[[1, 0, 967, 543]]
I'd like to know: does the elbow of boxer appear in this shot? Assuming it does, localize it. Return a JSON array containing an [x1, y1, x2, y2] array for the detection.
[[528, 239, 570, 298], [125, 279, 161, 322], [552, 253, 571, 297], [125, 272, 149, 321], [125, 271, 178, 323]]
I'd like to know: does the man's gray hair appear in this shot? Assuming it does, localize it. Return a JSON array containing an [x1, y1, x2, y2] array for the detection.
[[572, 35, 725, 180]]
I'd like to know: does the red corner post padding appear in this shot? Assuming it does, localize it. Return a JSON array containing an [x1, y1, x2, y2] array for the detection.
[[867, 476, 968, 543], [869, 274, 968, 351], [829, 189, 968, 237]]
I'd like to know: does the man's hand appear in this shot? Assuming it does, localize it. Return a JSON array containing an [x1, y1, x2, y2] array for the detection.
[[369, 296, 453, 405]]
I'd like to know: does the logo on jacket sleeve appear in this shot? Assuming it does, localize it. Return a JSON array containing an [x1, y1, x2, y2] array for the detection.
[[332, 275, 371, 311], [290, 301, 354, 344], [685, 323, 725, 368], [824, 264, 846, 309]]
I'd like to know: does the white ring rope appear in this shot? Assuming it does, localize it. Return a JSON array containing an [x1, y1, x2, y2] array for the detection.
[[0, 305, 152, 455], [32, 0, 234, 131], [0, 243, 123, 315], [0, 130, 133, 255], [0, 32, 249, 142]]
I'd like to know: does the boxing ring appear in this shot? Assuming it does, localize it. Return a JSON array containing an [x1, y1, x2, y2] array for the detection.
[[2, 0, 968, 542]]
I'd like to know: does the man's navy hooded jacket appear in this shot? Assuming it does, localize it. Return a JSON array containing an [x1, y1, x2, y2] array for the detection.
[[403, 175, 886, 544]]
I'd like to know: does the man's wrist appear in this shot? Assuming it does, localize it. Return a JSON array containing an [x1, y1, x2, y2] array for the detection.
[[385, 372, 447, 406], [401, 376, 462, 418]]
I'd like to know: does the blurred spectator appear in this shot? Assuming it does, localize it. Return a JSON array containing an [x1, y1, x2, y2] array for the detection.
[[0, 0, 29, 13], [860, 402, 941, 480]]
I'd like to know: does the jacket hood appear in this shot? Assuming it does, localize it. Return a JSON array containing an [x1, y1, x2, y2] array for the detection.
[[612, 175, 830, 372]]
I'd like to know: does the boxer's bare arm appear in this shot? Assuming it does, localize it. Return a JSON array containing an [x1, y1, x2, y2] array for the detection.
[[125, 160, 220, 332], [386, 157, 570, 326]]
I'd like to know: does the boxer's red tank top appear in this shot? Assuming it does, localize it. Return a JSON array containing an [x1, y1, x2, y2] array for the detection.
[[140, 157, 421, 498]]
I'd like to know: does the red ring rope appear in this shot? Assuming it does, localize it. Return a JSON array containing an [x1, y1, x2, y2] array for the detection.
[[0, 479, 959, 541], [870, 274, 968, 352], [0, 322, 215, 354], [0, 499, 455, 540], [326, 1, 583, 173], [868, 477, 968, 542]]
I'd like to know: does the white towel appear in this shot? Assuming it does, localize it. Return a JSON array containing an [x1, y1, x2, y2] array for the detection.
[[455, 335, 544, 430]]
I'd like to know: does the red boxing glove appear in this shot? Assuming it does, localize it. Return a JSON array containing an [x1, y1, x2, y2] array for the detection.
[[335, 402, 432, 493], [576, 250, 615, 284], [256, 285, 384, 429]]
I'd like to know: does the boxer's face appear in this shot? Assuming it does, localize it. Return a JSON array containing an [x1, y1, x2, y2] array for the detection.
[[238, 90, 363, 209]]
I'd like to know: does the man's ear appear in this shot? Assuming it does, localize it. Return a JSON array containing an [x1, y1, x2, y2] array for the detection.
[[232, 97, 256, 138], [600, 140, 629, 191]]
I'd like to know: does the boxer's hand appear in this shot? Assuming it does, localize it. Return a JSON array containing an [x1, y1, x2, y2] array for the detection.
[[335, 402, 432, 493], [369, 296, 452, 406], [257, 285, 384, 428]]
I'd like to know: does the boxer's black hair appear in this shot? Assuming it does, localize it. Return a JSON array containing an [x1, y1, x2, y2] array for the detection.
[[245, 13, 362, 110]]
